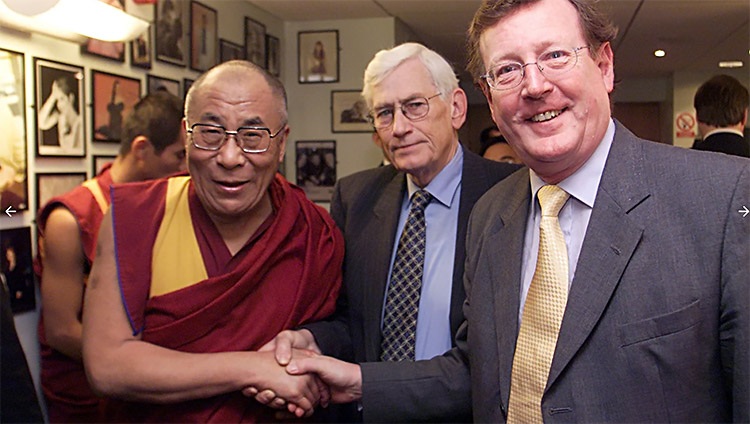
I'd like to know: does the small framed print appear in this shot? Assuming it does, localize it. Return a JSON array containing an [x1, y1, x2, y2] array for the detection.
[[35, 172, 86, 212], [332, 90, 372, 133], [220, 39, 245, 63], [92, 155, 116, 176], [155, 0, 188, 66], [34, 58, 85, 157], [183, 78, 195, 100], [147, 74, 180, 97], [296, 140, 336, 202], [81, 0, 126, 62], [266, 34, 280, 76], [298, 30, 339, 84], [131, 25, 152, 69], [92, 70, 141, 143], [245, 17, 266, 67], [190, 1, 218, 72], [0, 48, 28, 211], [1, 227, 36, 314]]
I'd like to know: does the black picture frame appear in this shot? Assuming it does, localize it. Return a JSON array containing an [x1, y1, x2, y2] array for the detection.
[[298, 30, 339, 84], [130, 24, 152, 69], [189, 1, 218, 72], [244, 17, 266, 68], [1, 227, 36, 314], [331, 90, 372, 133], [183, 78, 195, 100], [266, 34, 280, 76], [92, 155, 116, 177], [147, 74, 180, 97], [295, 140, 336, 202], [219, 39, 245, 63], [35, 172, 87, 213], [92, 70, 142, 144], [155, 0, 188, 67], [34, 58, 86, 157], [0, 48, 29, 211]]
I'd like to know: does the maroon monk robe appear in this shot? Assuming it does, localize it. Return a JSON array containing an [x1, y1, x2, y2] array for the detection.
[[106, 173, 344, 423], [36, 165, 113, 423]]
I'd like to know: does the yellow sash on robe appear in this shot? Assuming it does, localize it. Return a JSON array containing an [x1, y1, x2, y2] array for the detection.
[[150, 176, 208, 297]]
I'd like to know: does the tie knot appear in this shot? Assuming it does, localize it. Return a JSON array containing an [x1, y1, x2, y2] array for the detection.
[[537, 185, 569, 217], [410, 190, 432, 211]]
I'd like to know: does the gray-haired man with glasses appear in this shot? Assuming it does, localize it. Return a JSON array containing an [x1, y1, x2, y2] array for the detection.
[[81, 60, 345, 422], [255, 42, 518, 422]]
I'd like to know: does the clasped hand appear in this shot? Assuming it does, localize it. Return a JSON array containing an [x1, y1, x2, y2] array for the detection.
[[244, 330, 363, 418]]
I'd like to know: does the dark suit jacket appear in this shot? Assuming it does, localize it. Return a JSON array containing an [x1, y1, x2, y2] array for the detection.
[[693, 131, 749, 157], [461, 122, 749, 422], [306, 145, 518, 422]]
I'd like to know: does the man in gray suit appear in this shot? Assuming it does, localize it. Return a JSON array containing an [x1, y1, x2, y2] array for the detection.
[[254, 42, 517, 421], [284, 0, 748, 422]]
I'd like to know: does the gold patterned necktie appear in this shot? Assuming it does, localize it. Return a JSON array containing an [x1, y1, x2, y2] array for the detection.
[[507, 184, 570, 423], [380, 189, 432, 361]]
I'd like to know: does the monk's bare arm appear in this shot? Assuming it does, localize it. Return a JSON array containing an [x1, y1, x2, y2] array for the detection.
[[40, 207, 86, 360], [82, 209, 320, 411]]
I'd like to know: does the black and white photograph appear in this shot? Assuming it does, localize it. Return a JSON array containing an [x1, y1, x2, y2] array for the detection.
[[147, 74, 180, 97], [190, 1, 218, 72], [34, 58, 85, 157], [332, 90, 372, 133], [1, 227, 35, 314], [35, 172, 86, 212], [298, 30, 338, 84], [155, 0, 188, 66], [184, 78, 194, 100], [0, 48, 28, 211], [295, 140, 336, 202], [220, 39, 245, 63], [245, 17, 266, 68]]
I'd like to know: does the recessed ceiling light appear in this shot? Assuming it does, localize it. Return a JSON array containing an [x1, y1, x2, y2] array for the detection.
[[654, 49, 666, 58], [718, 61, 744, 68]]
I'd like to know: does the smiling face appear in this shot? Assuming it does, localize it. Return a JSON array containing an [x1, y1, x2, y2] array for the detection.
[[373, 58, 465, 187], [185, 66, 287, 225], [479, 0, 614, 183]]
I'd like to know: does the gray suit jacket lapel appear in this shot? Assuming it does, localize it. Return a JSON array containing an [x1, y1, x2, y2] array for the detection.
[[365, 173, 406, 361], [548, 122, 649, 387]]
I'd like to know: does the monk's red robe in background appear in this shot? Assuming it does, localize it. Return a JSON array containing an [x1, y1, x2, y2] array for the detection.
[[105, 173, 343, 423], [36, 165, 113, 423]]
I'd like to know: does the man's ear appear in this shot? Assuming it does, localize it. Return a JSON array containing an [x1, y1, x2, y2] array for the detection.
[[130, 136, 153, 161], [450, 88, 468, 130]]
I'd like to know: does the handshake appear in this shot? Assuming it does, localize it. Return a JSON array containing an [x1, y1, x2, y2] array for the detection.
[[244, 329, 362, 418]]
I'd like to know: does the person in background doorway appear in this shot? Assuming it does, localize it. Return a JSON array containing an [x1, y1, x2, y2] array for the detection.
[[479, 125, 521, 164], [692, 74, 749, 157]]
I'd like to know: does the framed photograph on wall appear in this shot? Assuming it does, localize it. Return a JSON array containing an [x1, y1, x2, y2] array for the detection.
[[0, 48, 28, 211], [92, 155, 116, 176], [35, 172, 86, 213], [298, 30, 338, 84], [331, 90, 371, 133], [130, 25, 152, 69], [34, 58, 85, 157], [244, 17, 266, 67], [219, 39, 245, 63], [81, 0, 126, 62], [295, 140, 336, 202], [183, 78, 195, 100], [155, 0, 188, 66], [1, 227, 36, 314], [266, 34, 280, 76], [190, 1, 218, 72], [91, 70, 141, 143], [147, 74, 180, 97]]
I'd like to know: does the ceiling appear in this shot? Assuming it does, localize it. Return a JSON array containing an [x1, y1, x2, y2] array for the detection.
[[247, 0, 749, 84]]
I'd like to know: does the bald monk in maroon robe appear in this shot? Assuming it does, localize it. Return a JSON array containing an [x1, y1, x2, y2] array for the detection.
[[82, 60, 343, 423]]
